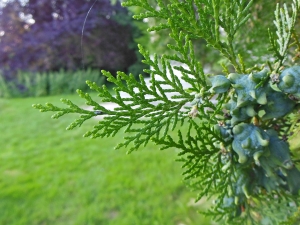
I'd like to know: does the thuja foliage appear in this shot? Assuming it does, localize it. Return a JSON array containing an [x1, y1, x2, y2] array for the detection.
[[33, 0, 300, 224]]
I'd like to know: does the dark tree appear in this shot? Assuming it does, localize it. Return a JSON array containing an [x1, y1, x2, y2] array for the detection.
[[0, 0, 146, 78]]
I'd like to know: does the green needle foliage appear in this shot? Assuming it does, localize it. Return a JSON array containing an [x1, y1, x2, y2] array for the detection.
[[33, 0, 300, 224], [269, 2, 299, 72]]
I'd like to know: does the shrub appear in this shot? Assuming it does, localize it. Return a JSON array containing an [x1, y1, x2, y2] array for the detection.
[[0, 69, 105, 98]]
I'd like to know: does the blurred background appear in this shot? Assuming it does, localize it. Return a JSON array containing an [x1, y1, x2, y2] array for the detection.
[[0, 0, 211, 224], [0, 0, 290, 224], [0, 0, 149, 97], [0, 0, 287, 98]]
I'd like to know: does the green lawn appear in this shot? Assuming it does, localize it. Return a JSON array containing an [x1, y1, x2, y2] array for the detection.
[[0, 94, 212, 225]]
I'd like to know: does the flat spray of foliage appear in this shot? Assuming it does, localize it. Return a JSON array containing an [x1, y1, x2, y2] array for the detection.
[[33, 0, 300, 224]]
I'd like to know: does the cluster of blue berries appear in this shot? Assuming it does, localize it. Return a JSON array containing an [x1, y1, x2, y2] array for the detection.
[[209, 66, 300, 217]]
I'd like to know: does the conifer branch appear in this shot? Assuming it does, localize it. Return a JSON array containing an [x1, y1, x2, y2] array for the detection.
[[268, 0, 300, 71], [32, 95, 97, 130], [34, 41, 208, 153], [125, 0, 253, 72], [33, 0, 300, 223]]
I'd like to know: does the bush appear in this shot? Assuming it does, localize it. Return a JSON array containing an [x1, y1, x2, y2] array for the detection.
[[0, 69, 105, 98], [0, 0, 147, 78]]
